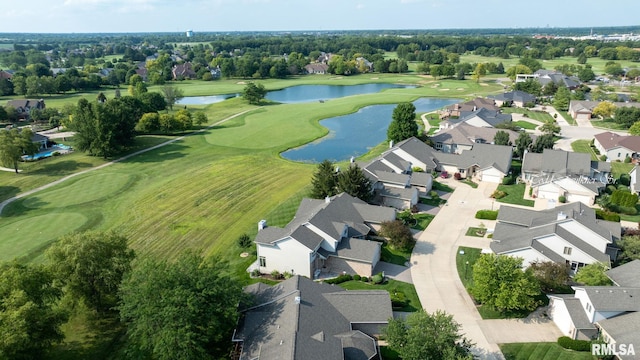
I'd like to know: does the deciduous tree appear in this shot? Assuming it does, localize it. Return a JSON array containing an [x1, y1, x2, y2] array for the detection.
[[514, 132, 532, 158], [119, 252, 243, 359], [574, 262, 613, 286], [242, 82, 267, 105], [384, 310, 473, 360], [471, 254, 541, 313], [380, 220, 414, 251], [618, 235, 640, 264], [493, 130, 511, 146], [161, 85, 185, 110], [592, 101, 616, 119], [529, 261, 570, 292], [531, 134, 556, 153], [387, 102, 418, 143], [0, 128, 39, 173], [46, 231, 135, 314]]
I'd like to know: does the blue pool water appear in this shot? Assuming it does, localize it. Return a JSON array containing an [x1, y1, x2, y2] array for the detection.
[[23, 144, 72, 161]]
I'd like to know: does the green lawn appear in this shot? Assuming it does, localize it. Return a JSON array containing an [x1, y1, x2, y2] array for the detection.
[[456, 246, 482, 290], [500, 343, 597, 360], [432, 180, 454, 192], [611, 161, 634, 179], [496, 183, 535, 207], [465, 227, 486, 237], [338, 279, 422, 312], [570, 139, 599, 161], [459, 178, 479, 188], [502, 108, 554, 123], [419, 197, 447, 207], [412, 213, 435, 230], [513, 120, 538, 130], [381, 242, 411, 266], [590, 118, 627, 130]]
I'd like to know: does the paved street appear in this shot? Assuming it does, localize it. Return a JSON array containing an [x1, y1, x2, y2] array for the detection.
[[411, 180, 563, 359]]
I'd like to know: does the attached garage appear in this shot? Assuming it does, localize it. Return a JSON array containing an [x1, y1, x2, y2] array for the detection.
[[566, 193, 594, 206], [480, 167, 505, 183], [536, 183, 561, 201]]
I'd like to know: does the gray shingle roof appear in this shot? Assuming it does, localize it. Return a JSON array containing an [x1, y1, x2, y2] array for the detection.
[[595, 131, 640, 152], [523, 149, 609, 178], [410, 172, 432, 187], [374, 170, 409, 185], [459, 108, 512, 127], [431, 123, 524, 147], [332, 238, 382, 263], [379, 186, 416, 201], [488, 90, 537, 104], [236, 276, 391, 360], [582, 287, 640, 312], [434, 143, 513, 174], [606, 260, 640, 287], [596, 312, 640, 353], [394, 137, 439, 170], [554, 296, 596, 330]]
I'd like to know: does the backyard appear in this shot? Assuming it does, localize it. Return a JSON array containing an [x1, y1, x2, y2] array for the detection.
[[495, 183, 535, 207], [570, 139, 599, 161]]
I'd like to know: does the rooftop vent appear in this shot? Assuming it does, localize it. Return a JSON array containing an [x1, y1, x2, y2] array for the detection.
[[295, 296, 301, 304], [557, 211, 568, 221], [258, 219, 267, 231]]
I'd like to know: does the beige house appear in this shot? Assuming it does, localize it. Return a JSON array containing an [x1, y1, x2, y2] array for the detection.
[[594, 131, 640, 162]]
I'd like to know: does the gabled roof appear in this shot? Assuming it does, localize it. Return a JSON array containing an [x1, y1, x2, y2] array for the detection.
[[446, 97, 499, 112], [459, 108, 512, 127], [523, 149, 609, 177], [431, 123, 525, 147], [580, 287, 640, 312], [548, 295, 596, 330], [393, 137, 439, 170], [594, 131, 640, 152], [379, 186, 417, 201], [569, 100, 600, 113], [255, 193, 395, 248], [606, 260, 640, 287], [235, 276, 391, 360], [332, 238, 381, 263], [596, 312, 640, 351], [433, 143, 513, 174], [488, 90, 537, 104]]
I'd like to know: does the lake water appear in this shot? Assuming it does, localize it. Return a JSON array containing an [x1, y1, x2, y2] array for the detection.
[[281, 97, 459, 163], [175, 83, 414, 105]]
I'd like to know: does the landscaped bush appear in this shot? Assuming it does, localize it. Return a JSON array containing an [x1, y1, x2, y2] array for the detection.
[[353, 274, 361, 281], [618, 206, 638, 215], [237, 233, 252, 248], [475, 210, 498, 220], [606, 185, 617, 194], [501, 174, 515, 185], [271, 270, 282, 279], [557, 336, 592, 352], [325, 274, 353, 284], [611, 189, 637, 207], [390, 291, 407, 308], [282, 271, 292, 279], [251, 269, 261, 277], [595, 209, 621, 222], [619, 173, 631, 186], [625, 156, 632, 163], [371, 273, 384, 284], [600, 155, 608, 161], [429, 190, 439, 198], [454, 172, 462, 180], [491, 190, 506, 199], [558, 195, 566, 203], [616, 184, 630, 192], [361, 276, 369, 282]]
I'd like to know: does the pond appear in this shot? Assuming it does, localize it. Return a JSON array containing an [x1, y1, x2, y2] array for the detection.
[[175, 83, 414, 105], [281, 98, 460, 163]]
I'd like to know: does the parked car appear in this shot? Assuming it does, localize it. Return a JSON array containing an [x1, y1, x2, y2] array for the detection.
[[440, 171, 449, 179]]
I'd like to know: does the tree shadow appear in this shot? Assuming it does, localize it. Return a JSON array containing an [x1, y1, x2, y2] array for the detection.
[[1, 196, 50, 217], [29, 160, 96, 176], [0, 186, 20, 203], [122, 142, 188, 163]]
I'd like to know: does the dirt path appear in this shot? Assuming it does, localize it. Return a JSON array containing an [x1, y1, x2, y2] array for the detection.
[[0, 109, 253, 216]]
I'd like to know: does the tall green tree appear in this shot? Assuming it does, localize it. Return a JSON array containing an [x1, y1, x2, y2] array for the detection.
[[310, 159, 338, 199], [0, 128, 39, 173], [0, 262, 68, 359], [471, 254, 541, 313], [242, 82, 267, 105], [336, 164, 373, 202], [529, 261, 570, 293], [387, 102, 418, 143], [531, 134, 556, 153], [46, 231, 135, 314], [380, 220, 414, 251], [553, 86, 571, 111], [618, 235, 640, 264], [514, 132, 532, 158], [493, 130, 511, 146], [540, 120, 561, 136], [119, 252, 243, 360], [384, 309, 473, 360], [574, 262, 613, 286], [161, 85, 185, 110]]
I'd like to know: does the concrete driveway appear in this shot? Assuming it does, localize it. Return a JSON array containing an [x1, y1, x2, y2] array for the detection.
[[410, 181, 562, 359]]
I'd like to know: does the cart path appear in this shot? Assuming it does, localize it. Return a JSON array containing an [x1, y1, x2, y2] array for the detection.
[[0, 109, 253, 216]]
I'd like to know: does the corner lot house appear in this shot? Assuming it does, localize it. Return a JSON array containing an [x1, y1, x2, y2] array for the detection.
[[522, 149, 610, 206], [594, 131, 640, 162], [431, 123, 523, 154], [232, 275, 392, 360], [254, 193, 395, 279], [548, 260, 640, 346], [488, 90, 536, 107], [490, 202, 620, 273], [433, 143, 513, 183], [439, 108, 511, 130], [439, 97, 498, 119]]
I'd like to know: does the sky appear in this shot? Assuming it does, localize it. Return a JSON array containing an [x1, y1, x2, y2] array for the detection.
[[0, 0, 638, 34]]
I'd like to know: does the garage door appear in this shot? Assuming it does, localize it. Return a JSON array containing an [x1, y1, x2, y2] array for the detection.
[[566, 193, 592, 205], [537, 189, 558, 200], [481, 173, 502, 183]]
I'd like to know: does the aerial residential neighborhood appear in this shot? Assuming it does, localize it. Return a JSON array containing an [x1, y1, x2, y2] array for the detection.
[[2, 6, 640, 359]]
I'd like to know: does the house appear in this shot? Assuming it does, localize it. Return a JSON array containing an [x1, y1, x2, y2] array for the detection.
[[488, 90, 537, 108], [547, 260, 640, 344], [0, 69, 14, 80], [6, 99, 46, 120], [594, 131, 640, 162], [516, 70, 581, 90], [568, 100, 640, 121], [304, 63, 329, 74], [355, 57, 374, 72], [232, 275, 392, 360], [359, 148, 433, 210], [522, 149, 610, 205], [388, 137, 440, 172], [172, 62, 197, 80], [439, 97, 498, 119], [433, 143, 513, 183], [490, 202, 621, 274], [439, 108, 512, 130], [134, 67, 148, 81], [254, 193, 395, 279], [431, 123, 525, 154], [629, 166, 640, 194]]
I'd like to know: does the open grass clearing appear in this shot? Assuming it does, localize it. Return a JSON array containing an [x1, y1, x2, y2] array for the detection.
[[502, 108, 554, 123], [380, 242, 411, 266], [513, 120, 538, 130], [570, 139, 599, 161], [496, 183, 535, 207], [337, 279, 422, 312], [500, 342, 597, 360], [590, 118, 627, 130]]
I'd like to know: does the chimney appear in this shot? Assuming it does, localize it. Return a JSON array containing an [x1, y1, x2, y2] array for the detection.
[[389, 140, 394, 148], [294, 296, 301, 304], [473, 105, 477, 111], [258, 219, 267, 231], [557, 211, 567, 221]]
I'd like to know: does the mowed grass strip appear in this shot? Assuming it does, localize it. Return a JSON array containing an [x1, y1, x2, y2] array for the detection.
[[0, 213, 87, 261], [571, 139, 599, 161], [500, 342, 596, 360]]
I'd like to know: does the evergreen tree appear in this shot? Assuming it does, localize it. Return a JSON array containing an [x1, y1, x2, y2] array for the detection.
[[514, 132, 532, 158], [387, 102, 418, 143], [310, 159, 338, 199], [553, 86, 571, 111], [337, 164, 373, 202], [493, 130, 511, 146]]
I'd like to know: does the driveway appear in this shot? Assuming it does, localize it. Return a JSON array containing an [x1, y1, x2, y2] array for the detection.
[[375, 261, 413, 284], [410, 181, 562, 359]]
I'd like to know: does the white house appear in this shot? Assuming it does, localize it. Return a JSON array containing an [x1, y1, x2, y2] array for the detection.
[[433, 143, 513, 183], [439, 108, 512, 131], [254, 193, 395, 279], [490, 202, 621, 273], [532, 177, 600, 206], [431, 123, 524, 154], [594, 131, 640, 162]]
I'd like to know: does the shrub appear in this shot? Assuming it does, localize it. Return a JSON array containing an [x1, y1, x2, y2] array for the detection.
[[412, 166, 424, 173], [52, 151, 61, 156], [558, 195, 566, 203], [617, 184, 630, 192], [237, 233, 252, 248], [429, 190, 439, 198], [251, 268, 261, 278], [619, 173, 631, 186], [360, 276, 369, 282], [353, 274, 361, 281], [454, 172, 462, 180], [491, 190, 506, 199], [282, 271, 292, 279], [606, 185, 617, 194], [270, 270, 281, 279], [475, 210, 498, 220], [618, 206, 638, 215], [390, 291, 407, 308], [557, 336, 592, 352], [502, 174, 515, 185], [371, 273, 384, 284], [380, 220, 415, 251], [593, 147, 601, 155], [600, 154, 607, 161], [625, 156, 632, 163], [325, 274, 353, 284], [595, 209, 621, 222]]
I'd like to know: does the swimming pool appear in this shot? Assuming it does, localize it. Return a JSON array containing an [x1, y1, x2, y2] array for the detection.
[[22, 144, 72, 161]]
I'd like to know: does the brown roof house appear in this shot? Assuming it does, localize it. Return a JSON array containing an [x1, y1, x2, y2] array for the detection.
[[304, 63, 329, 75], [439, 97, 498, 119], [6, 99, 46, 120], [232, 275, 392, 360], [594, 131, 640, 162], [171, 62, 197, 80], [431, 123, 526, 154]]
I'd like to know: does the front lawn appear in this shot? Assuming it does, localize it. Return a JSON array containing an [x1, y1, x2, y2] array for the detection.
[[456, 246, 482, 290], [496, 183, 535, 207], [501, 108, 554, 123], [500, 342, 597, 360], [459, 178, 478, 188], [513, 120, 538, 130], [432, 180, 454, 193], [419, 197, 447, 207], [590, 118, 627, 130], [465, 227, 486, 237], [337, 279, 422, 312], [381, 242, 411, 266], [571, 139, 598, 161], [412, 213, 435, 231]]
